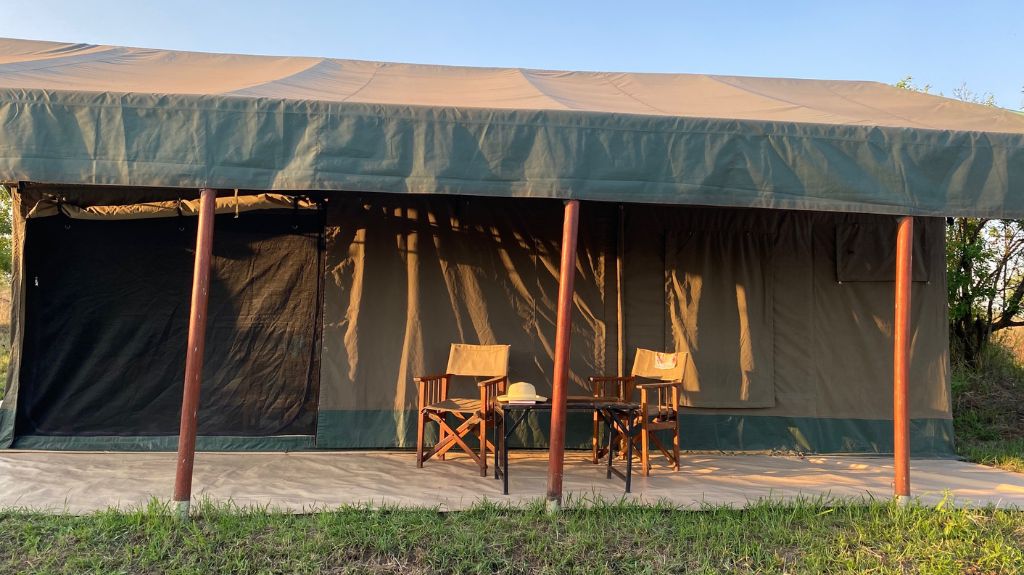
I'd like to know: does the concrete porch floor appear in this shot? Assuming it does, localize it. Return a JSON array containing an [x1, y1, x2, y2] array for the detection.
[[0, 450, 1022, 513]]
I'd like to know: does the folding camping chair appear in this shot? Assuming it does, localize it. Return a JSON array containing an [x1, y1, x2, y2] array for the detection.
[[415, 344, 510, 477], [588, 349, 687, 475]]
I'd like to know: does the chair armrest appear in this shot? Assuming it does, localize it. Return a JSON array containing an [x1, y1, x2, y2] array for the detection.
[[477, 376, 508, 415], [637, 380, 681, 415], [589, 376, 634, 401], [415, 374, 450, 408], [476, 375, 508, 388], [634, 380, 680, 390]]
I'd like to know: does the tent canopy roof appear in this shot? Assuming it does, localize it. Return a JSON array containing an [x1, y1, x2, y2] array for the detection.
[[2, 38, 1022, 132], [1, 38, 1022, 217]]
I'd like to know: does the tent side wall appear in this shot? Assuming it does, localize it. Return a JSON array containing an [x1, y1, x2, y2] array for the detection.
[[0, 186, 953, 455], [622, 205, 951, 454], [314, 194, 618, 449], [316, 195, 952, 455]]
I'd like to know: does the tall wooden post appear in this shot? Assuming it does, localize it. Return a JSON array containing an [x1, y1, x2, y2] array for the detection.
[[893, 216, 913, 500], [546, 199, 580, 511], [173, 187, 217, 519]]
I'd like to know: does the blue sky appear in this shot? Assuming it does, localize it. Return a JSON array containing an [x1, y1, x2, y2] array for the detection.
[[6, 0, 1022, 109]]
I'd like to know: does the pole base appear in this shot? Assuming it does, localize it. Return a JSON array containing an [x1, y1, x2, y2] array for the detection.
[[544, 497, 562, 514], [175, 499, 191, 520], [894, 494, 910, 506]]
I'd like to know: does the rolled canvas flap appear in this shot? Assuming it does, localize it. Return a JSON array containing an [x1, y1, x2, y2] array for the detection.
[[25, 193, 318, 220]]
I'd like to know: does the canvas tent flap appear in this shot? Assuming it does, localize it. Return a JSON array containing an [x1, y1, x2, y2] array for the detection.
[[665, 229, 776, 408], [623, 205, 950, 422], [0, 39, 1022, 217]]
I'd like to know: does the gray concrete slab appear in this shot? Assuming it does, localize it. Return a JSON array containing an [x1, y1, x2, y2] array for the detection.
[[0, 451, 1021, 513]]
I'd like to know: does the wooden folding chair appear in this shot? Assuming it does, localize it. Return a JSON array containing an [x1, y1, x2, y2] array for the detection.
[[589, 349, 688, 475], [587, 375, 632, 464], [415, 344, 509, 477]]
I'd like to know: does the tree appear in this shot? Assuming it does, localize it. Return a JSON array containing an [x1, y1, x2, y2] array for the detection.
[[897, 77, 1024, 364], [947, 219, 1024, 363]]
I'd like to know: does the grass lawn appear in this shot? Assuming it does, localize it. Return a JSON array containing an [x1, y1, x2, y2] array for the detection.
[[0, 499, 1022, 575]]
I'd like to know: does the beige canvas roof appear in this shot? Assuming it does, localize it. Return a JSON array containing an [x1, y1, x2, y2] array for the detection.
[[1, 38, 1021, 132], [0, 38, 1022, 216]]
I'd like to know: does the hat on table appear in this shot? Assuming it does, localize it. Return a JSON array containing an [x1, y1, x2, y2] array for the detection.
[[497, 381, 547, 402]]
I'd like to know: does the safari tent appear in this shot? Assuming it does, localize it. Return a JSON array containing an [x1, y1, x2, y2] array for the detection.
[[1, 40, 1023, 495]]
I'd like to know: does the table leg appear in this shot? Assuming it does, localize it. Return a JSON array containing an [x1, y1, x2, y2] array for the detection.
[[625, 409, 634, 493], [493, 412, 500, 480], [503, 415, 510, 495], [605, 410, 614, 480]]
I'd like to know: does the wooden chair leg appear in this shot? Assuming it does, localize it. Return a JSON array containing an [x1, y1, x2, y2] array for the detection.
[[416, 409, 426, 468], [427, 415, 483, 466], [672, 421, 680, 471], [438, 413, 447, 461], [592, 410, 600, 464], [479, 418, 488, 477], [641, 418, 650, 476]]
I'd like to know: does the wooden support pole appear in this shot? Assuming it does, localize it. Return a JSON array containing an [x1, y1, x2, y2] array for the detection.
[[893, 216, 913, 500], [616, 204, 625, 378], [546, 199, 580, 511], [173, 187, 217, 519]]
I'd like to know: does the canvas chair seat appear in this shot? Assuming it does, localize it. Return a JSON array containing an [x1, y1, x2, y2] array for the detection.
[[426, 398, 482, 414], [645, 405, 678, 419]]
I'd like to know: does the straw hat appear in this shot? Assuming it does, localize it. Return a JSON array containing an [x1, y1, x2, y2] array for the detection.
[[497, 381, 547, 402]]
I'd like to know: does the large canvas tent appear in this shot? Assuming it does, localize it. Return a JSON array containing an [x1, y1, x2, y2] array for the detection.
[[1, 39, 1023, 477]]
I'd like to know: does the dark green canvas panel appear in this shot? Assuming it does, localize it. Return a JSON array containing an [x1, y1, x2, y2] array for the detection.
[[315, 410, 955, 457], [315, 410, 597, 450], [12, 434, 315, 452], [0, 409, 13, 448], [1, 89, 1022, 218], [14, 210, 325, 438], [678, 415, 954, 457]]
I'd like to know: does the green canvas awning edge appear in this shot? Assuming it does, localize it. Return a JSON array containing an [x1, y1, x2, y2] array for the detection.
[[1, 87, 1022, 218]]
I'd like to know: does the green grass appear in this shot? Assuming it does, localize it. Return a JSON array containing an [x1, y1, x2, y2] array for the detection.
[[953, 342, 1024, 473], [959, 439, 1024, 473], [0, 499, 1022, 575]]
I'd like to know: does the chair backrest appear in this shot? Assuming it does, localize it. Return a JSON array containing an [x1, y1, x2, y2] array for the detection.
[[631, 348, 686, 382], [446, 344, 510, 378]]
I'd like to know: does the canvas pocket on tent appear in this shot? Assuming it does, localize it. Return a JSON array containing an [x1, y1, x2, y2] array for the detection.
[[836, 220, 930, 282], [665, 230, 776, 408]]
